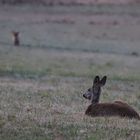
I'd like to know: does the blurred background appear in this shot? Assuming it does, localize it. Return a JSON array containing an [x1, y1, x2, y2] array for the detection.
[[0, 0, 140, 140]]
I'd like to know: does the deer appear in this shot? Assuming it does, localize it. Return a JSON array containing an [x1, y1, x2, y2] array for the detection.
[[83, 76, 140, 120], [12, 31, 20, 46]]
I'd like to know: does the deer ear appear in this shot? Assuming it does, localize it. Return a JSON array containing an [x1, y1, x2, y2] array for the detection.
[[100, 76, 107, 86], [93, 76, 100, 85]]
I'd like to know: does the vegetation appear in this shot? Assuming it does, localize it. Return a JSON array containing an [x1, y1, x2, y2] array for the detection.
[[0, 3, 140, 140]]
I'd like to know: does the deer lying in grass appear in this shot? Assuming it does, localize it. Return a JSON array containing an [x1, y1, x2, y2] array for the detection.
[[83, 76, 140, 120], [12, 31, 20, 46]]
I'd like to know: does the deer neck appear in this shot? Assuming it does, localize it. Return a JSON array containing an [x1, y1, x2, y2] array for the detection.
[[91, 87, 101, 104]]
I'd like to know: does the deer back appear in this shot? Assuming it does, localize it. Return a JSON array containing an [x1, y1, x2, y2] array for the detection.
[[85, 102, 140, 120]]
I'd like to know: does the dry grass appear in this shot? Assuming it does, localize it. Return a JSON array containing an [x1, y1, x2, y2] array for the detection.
[[0, 77, 140, 140]]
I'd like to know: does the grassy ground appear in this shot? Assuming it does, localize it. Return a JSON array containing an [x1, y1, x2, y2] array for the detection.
[[0, 4, 140, 140]]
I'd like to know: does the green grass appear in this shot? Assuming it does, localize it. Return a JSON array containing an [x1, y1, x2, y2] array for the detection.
[[0, 46, 140, 81]]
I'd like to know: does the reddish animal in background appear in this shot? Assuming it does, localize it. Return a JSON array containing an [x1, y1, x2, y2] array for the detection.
[[12, 31, 20, 46]]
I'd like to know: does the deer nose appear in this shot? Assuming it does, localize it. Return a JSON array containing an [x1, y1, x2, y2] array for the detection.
[[83, 94, 86, 98]]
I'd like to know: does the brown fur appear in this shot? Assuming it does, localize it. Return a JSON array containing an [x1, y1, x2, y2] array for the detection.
[[83, 76, 140, 120], [85, 102, 140, 120], [12, 31, 20, 46]]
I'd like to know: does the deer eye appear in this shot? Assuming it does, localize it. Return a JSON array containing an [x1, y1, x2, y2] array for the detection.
[[88, 88, 91, 92]]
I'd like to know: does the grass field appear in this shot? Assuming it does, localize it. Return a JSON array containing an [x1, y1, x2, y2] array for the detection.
[[0, 4, 140, 140]]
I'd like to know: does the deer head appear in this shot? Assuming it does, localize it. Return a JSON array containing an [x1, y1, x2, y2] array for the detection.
[[83, 76, 107, 104]]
